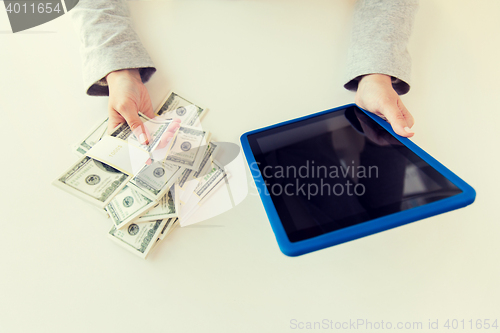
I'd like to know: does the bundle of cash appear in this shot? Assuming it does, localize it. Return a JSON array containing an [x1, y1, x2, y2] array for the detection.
[[53, 92, 228, 259]]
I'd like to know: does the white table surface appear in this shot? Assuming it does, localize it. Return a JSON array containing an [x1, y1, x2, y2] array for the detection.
[[1, 1, 499, 332]]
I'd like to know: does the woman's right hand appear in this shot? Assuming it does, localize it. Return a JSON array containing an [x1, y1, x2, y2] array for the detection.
[[106, 68, 155, 144]]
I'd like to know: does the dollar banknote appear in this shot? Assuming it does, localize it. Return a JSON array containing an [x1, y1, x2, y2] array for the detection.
[[177, 142, 219, 187], [156, 91, 206, 126], [105, 183, 157, 229], [110, 113, 174, 153], [108, 113, 149, 141], [53, 156, 131, 208], [108, 219, 167, 259], [74, 117, 109, 155], [165, 125, 208, 170], [55, 90, 224, 259], [136, 188, 176, 222], [176, 142, 220, 204], [131, 160, 182, 200], [73, 91, 202, 156]]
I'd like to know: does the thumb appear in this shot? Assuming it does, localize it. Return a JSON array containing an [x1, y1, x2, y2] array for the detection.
[[380, 100, 414, 137]]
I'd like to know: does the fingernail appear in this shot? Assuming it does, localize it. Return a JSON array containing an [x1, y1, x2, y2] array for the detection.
[[404, 127, 414, 134], [139, 133, 147, 144]]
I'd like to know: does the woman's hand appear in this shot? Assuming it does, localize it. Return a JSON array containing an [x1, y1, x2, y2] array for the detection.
[[106, 69, 155, 144]]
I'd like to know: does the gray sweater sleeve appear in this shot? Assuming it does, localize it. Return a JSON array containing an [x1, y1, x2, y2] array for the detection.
[[70, 0, 156, 96], [344, 0, 419, 95]]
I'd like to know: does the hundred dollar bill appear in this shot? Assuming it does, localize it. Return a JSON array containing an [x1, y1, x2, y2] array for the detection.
[[156, 91, 206, 126], [53, 156, 131, 208], [194, 142, 218, 176], [108, 219, 167, 259], [110, 113, 173, 153], [165, 125, 208, 170], [74, 117, 109, 155], [108, 113, 149, 141], [176, 142, 219, 204], [177, 142, 219, 187], [105, 183, 157, 229], [131, 160, 182, 200], [136, 188, 176, 222]]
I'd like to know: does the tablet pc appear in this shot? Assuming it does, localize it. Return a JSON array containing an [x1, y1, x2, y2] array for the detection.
[[240, 104, 475, 257]]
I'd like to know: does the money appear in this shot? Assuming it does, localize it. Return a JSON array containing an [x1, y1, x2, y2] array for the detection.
[[88, 114, 178, 177], [175, 142, 220, 204], [156, 91, 206, 126], [73, 90, 204, 155], [54, 90, 228, 259], [164, 125, 208, 170], [194, 142, 219, 176], [86, 136, 151, 176], [74, 117, 109, 155], [131, 160, 181, 200], [136, 188, 176, 222], [110, 113, 173, 153], [108, 219, 167, 259], [105, 183, 157, 229], [178, 142, 219, 186], [53, 156, 131, 208], [108, 113, 149, 141]]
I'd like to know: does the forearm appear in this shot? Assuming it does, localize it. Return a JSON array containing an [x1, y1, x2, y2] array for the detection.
[[344, 0, 419, 95], [71, 0, 156, 96]]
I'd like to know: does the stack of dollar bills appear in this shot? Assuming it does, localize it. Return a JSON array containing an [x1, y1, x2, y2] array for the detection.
[[53, 92, 228, 259]]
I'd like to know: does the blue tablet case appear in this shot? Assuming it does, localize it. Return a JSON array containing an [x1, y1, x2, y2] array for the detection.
[[240, 104, 476, 257]]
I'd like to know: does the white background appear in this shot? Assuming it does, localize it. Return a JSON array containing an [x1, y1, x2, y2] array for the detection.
[[0, 1, 499, 332]]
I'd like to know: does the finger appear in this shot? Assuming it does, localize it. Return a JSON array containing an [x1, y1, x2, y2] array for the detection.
[[118, 106, 151, 145], [141, 93, 155, 120], [380, 101, 414, 138]]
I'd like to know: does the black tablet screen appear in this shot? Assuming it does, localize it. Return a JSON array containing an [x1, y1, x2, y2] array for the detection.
[[247, 106, 462, 242]]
